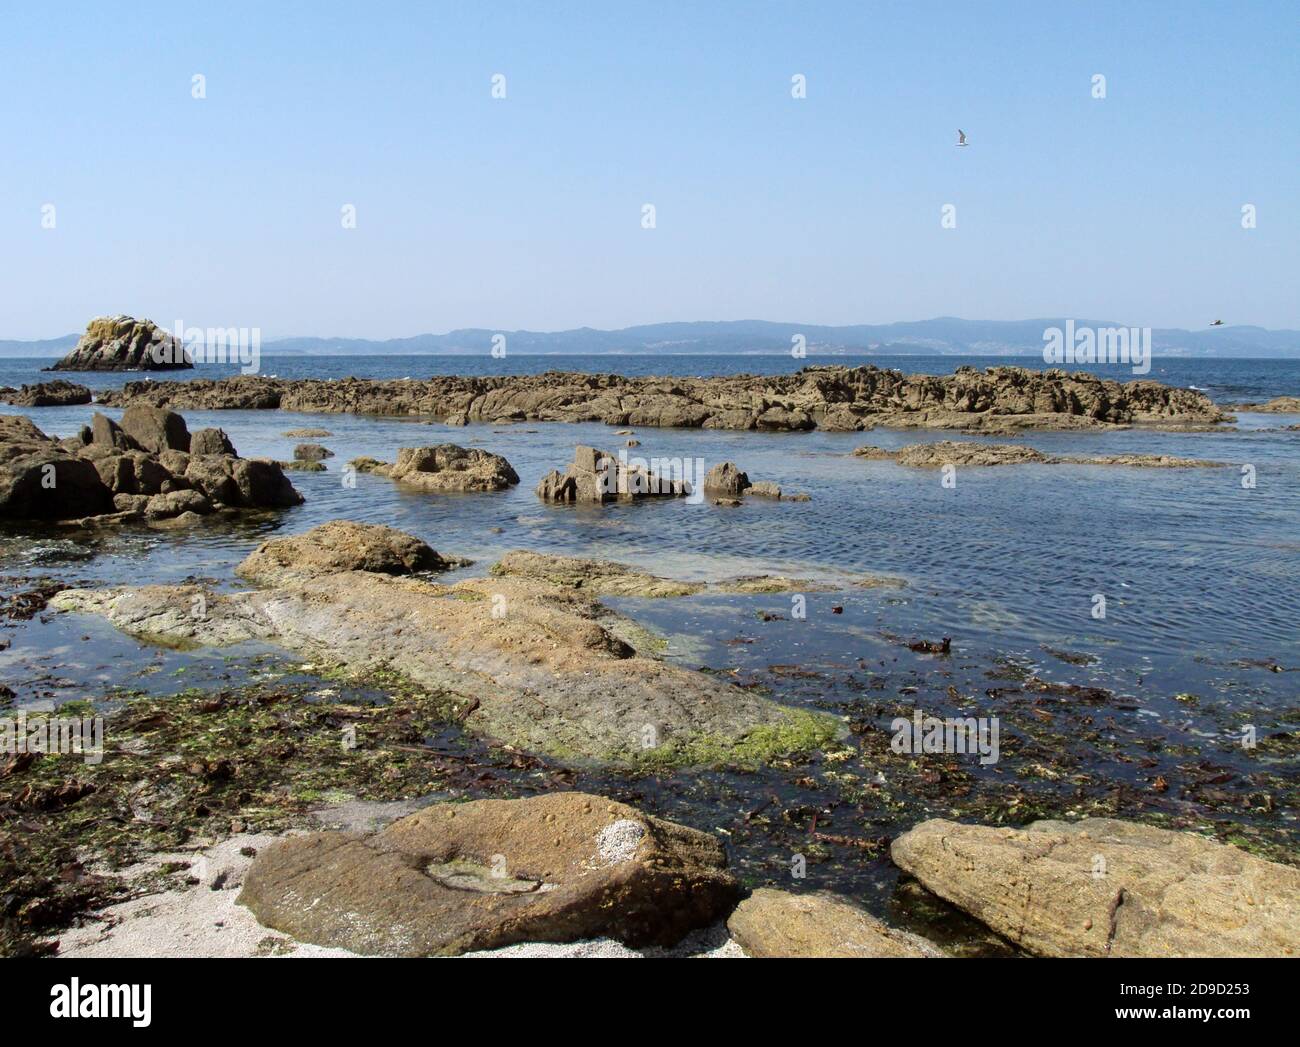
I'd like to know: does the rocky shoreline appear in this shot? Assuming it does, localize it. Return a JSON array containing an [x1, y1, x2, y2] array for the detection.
[[2, 367, 1294, 960], [95, 364, 1229, 432]]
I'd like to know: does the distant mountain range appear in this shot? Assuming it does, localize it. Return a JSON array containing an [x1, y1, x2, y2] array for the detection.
[[3, 318, 1297, 359]]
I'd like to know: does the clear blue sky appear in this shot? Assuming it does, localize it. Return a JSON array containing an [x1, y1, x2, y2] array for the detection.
[[2, 0, 1296, 339]]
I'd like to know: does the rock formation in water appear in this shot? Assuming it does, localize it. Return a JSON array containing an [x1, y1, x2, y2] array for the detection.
[[0, 380, 93, 407], [0, 408, 301, 522], [96, 364, 1228, 431], [536, 445, 690, 503], [47, 316, 192, 372], [349, 445, 517, 492]]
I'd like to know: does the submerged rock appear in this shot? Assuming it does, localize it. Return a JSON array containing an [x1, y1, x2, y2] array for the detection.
[[855, 441, 1050, 467], [237, 792, 741, 956], [352, 445, 518, 492], [727, 889, 946, 958], [490, 550, 702, 597], [47, 315, 192, 372], [856, 441, 1225, 469], [890, 817, 1300, 957], [1221, 396, 1300, 413], [0, 380, 92, 407]]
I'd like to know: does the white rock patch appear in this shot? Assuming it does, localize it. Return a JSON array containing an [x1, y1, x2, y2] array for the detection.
[[595, 819, 645, 866]]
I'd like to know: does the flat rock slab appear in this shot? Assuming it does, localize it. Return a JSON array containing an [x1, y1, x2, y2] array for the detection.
[[727, 889, 945, 957], [52, 526, 834, 766], [238, 792, 740, 955], [890, 817, 1300, 957]]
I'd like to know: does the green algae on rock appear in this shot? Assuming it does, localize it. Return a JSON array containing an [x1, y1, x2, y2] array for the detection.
[[51, 522, 839, 768]]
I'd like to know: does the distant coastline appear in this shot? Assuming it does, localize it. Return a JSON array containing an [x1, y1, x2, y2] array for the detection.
[[3, 317, 1298, 359]]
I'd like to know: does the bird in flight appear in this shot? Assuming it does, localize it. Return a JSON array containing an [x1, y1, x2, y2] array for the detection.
[[1210, 320, 1224, 326], [956, 129, 969, 147]]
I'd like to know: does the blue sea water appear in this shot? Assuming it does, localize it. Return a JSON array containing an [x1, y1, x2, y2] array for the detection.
[[3, 352, 1297, 679]]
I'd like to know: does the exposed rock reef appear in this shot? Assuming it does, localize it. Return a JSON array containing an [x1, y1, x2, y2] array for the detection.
[[0, 409, 301, 523], [0, 380, 92, 407], [96, 364, 1228, 431], [351, 445, 518, 492], [727, 889, 946, 958], [536, 445, 689, 503], [51, 522, 836, 765], [47, 316, 192, 372], [891, 818, 1300, 957], [854, 441, 1226, 469], [1221, 396, 1300, 413], [238, 792, 740, 955]]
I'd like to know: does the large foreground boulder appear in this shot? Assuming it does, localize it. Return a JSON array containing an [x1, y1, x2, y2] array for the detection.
[[727, 889, 945, 958], [47, 315, 192, 372], [238, 521, 447, 581], [352, 444, 517, 492], [238, 793, 740, 955], [890, 817, 1300, 957]]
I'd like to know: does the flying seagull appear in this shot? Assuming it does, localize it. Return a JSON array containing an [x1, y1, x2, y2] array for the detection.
[[956, 129, 969, 147], [1210, 319, 1224, 326]]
